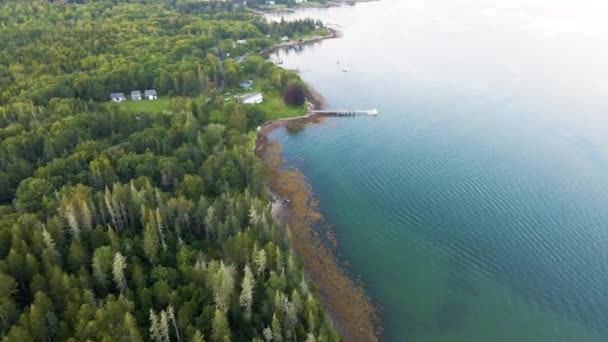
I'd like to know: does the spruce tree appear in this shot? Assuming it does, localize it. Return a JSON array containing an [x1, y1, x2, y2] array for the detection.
[[112, 252, 128, 293], [239, 265, 256, 321]]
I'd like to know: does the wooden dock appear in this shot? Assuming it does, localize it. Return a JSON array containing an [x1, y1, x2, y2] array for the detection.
[[310, 108, 379, 116]]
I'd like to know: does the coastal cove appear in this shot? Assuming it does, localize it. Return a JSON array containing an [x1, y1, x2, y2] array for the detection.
[[262, 0, 608, 341]]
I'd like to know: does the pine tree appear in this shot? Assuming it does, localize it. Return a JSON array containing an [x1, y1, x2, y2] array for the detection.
[[305, 333, 316, 342], [211, 309, 230, 342], [159, 310, 171, 342], [211, 262, 235, 313], [253, 246, 266, 277], [105, 187, 119, 229], [204, 207, 216, 239], [123, 312, 144, 342], [112, 252, 128, 292], [156, 208, 168, 251], [64, 202, 80, 238], [80, 199, 94, 231], [271, 313, 283, 342], [92, 246, 113, 290], [149, 310, 162, 342], [167, 305, 181, 342], [41, 227, 61, 262], [239, 265, 255, 321], [192, 330, 205, 342], [263, 327, 273, 342], [143, 222, 160, 265]]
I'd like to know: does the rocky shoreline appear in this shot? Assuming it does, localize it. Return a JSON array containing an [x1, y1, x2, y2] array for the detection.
[[254, 87, 382, 341]]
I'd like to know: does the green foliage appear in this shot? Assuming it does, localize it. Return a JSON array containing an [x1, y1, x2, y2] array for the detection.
[[0, 1, 338, 341]]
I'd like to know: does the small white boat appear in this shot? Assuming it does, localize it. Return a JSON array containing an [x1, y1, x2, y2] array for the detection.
[[336, 59, 340, 64], [342, 66, 349, 72]]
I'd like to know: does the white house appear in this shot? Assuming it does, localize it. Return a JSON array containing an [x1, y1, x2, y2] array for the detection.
[[295, 0, 307, 3], [238, 92, 263, 104], [266, 0, 275, 5], [144, 89, 157, 100], [131, 90, 142, 100], [110, 92, 126, 102]]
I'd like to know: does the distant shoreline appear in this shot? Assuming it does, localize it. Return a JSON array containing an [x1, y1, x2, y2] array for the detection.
[[251, 0, 379, 14], [260, 27, 341, 57]]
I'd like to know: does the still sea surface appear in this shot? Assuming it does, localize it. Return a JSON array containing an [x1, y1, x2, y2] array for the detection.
[[268, 0, 608, 340]]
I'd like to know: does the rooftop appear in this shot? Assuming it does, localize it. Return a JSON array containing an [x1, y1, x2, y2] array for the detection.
[[239, 92, 262, 101]]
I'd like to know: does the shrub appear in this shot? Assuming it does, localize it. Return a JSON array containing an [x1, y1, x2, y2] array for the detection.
[[283, 84, 306, 107]]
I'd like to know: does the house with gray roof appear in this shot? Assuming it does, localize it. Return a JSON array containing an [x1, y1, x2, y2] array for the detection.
[[110, 92, 126, 102], [144, 89, 157, 100], [131, 90, 142, 100]]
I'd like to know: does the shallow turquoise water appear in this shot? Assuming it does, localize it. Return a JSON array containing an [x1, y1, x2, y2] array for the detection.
[[269, 1, 608, 340]]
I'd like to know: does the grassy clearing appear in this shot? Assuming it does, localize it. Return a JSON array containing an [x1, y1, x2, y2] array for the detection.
[[294, 27, 330, 40], [114, 78, 305, 122], [230, 76, 307, 120], [257, 91, 307, 119], [117, 97, 171, 113], [300, 1, 324, 8], [260, 4, 288, 9]]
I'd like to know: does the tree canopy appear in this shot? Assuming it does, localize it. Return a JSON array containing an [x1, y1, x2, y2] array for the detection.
[[0, 1, 338, 341]]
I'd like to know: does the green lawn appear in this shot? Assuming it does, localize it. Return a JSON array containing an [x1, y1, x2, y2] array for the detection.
[[300, 1, 324, 8], [256, 91, 307, 120], [113, 79, 306, 122], [229, 76, 307, 120], [259, 4, 288, 9], [117, 97, 171, 113], [294, 27, 330, 40]]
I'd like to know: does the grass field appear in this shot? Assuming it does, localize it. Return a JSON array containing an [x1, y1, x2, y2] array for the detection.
[[256, 91, 307, 119], [117, 97, 171, 113], [243, 76, 307, 119], [114, 77, 306, 122], [293, 27, 330, 40]]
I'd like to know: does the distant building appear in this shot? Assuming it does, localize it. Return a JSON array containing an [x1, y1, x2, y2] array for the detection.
[[266, 0, 275, 5], [295, 0, 307, 3], [280, 36, 289, 42], [110, 92, 126, 102], [238, 92, 263, 104], [239, 80, 253, 90], [131, 90, 142, 101], [144, 89, 157, 100], [236, 39, 247, 44]]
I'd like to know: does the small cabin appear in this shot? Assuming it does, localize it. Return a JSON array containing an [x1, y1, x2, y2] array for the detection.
[[144, 89, 157, 100], [131, 90, 142, 101], [237, 92, 263, 104], [110, 92, 126, 102], [239, 80, 253, 90]]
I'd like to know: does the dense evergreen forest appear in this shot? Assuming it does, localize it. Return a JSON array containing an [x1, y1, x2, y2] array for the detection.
[[0, 1, 338, 341]]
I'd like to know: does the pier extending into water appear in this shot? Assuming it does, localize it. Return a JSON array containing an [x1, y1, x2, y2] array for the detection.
[[310, 108, 379, 116]]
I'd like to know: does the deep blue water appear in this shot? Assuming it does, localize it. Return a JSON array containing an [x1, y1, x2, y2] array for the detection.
[[269, 1, 608, 340]]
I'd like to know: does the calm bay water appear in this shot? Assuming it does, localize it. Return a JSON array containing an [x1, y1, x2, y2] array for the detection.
[[268, 1, 608, 340]]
